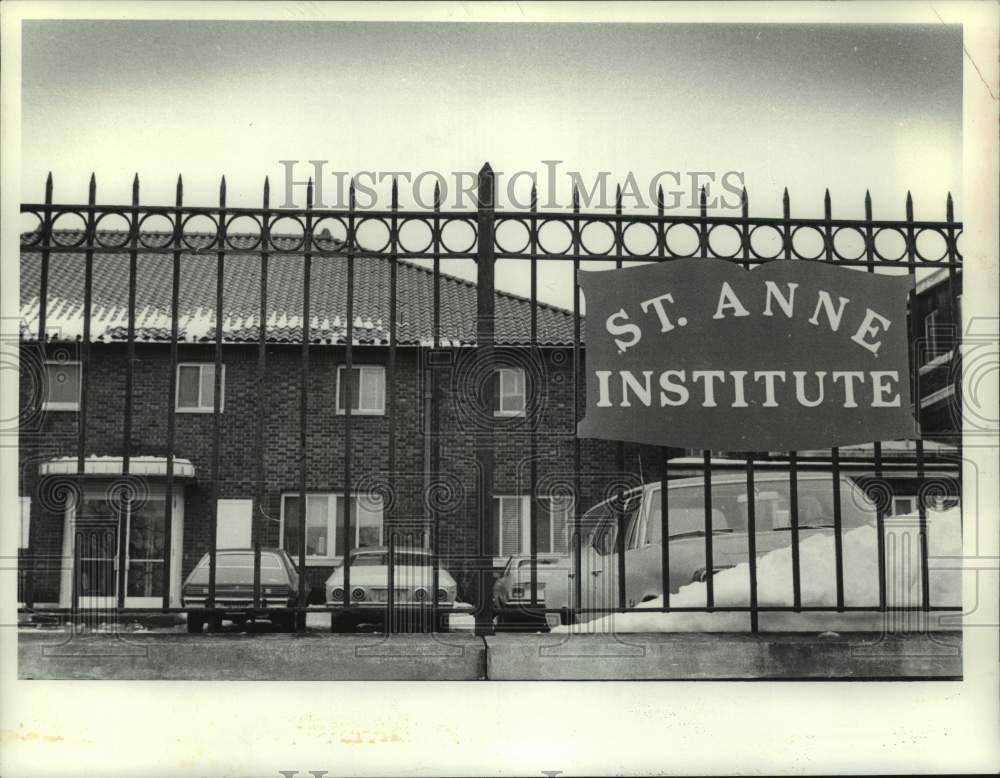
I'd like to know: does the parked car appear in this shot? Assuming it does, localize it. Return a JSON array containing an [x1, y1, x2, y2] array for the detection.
[[493, 555, 567, 631], [528, 470, 887, 622], [181, 547, 302, 633], [324, 546, 459, 632]]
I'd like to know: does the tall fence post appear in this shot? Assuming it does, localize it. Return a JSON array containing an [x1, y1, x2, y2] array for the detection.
[[475, 162, 496, 636]]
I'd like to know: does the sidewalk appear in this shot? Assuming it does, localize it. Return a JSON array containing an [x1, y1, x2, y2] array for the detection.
[[18, 629, 960, 681]]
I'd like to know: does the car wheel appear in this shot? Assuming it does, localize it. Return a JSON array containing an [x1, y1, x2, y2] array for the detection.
[[186, 615, 204, 634]]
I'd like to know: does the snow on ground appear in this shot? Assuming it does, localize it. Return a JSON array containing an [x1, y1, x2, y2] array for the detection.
[[553, 508, 962, 633]]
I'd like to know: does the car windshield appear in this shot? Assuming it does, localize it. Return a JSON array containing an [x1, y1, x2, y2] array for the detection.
[[582, 494, 641, 556], [644, 476, 876, 544], [515, 557, 563, 570], [187, 553, 288, 584], [350, 551, 432, 567]]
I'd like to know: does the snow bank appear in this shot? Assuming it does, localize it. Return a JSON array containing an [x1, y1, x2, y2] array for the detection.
[[553, 508, 961, 633]]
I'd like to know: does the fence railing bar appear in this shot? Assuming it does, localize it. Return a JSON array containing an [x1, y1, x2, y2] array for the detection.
[[255, 178, 271, 582], [529, 181, 539, 607], [161, 174, 183, 610], [703, 449, 715, 610], [614, 185, 627, 611], [571, 184, 583, 619], [386, 177, 399, 634], [745, 454, 759, 633], [72, 175, 96, 616], [295, 177, 313, 622], [788, 450, 802, 610], [207, 175, 226, 612], [342, 179, 355, 609], [117, 174, 140, 610], [906, 191, 931, 611], [864, 189, 888, 610], [656, 186, 671, 612], [431, 181, 441, 630], [831, 445, 845, 611], [474, 163, 496, 636]]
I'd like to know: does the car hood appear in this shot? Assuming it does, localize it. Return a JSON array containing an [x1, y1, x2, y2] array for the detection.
[[325, 565, 456, 588]]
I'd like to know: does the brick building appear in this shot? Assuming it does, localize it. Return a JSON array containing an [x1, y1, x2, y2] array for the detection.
[[18, 232, 650, 606]]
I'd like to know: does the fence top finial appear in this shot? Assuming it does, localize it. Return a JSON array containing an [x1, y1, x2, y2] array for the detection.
[[741, 185, 748, 217], [571, 183, 580, 211], [132, 173, 140, 205], [905, 190, 914, 220], [88, 173, 96, 200], [530, 180, 538, 210], [433, 180, 441, 209], [306, 176, 313, 209], [45, 172, 53, 203], [824, 188, 832, 219], [656, 184, 664, 211], [782, 187, 790, 219], [946, 191, 954, 220], [479, 161, 493, 176], [219, 175, 227, 206]]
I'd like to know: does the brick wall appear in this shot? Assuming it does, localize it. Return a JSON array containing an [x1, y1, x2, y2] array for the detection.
[[19, 341, 666, 603]]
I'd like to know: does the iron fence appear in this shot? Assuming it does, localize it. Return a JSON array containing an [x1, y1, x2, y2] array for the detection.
[[19, 163, 963, 634]]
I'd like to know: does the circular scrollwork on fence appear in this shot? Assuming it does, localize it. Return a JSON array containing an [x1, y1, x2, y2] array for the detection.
[[20, 211, 44, 247], [180, 213, 220, 249], [50, 211, 89, 247], [267, 215, 305, 251], [354, 216, 392, 254], [494, 216, 532, 255], [93, 212, 133, 248], [224, 214, 263, 250], [311, 216, 349, 249], [831, 226, 867, 262], [621, 220, 659, 257], [397, 217, 434, 255], [748, 224, 784, 260], [578, 219, 617, 257], [706, 223, 743, 259], [137, 212, 177, 248], [790, 225, 827, 261], [536, 219, 574, 256], [439, 217, 477, 254], [664, 223, 701, 258], [914, 228, 949, 263], [872, 227, 908, 262]]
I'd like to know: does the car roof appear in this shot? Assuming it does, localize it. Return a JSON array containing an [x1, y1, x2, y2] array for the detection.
[[349, 546, 430, 555]]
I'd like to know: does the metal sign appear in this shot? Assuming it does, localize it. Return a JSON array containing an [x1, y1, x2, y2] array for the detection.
[[577, 258, 917, 451]]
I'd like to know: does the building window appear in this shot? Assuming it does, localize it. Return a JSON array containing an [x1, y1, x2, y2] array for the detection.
[[176, 363, 225, 413], [42, 360, 81, 411], [336, 365, 385, 415], [494, 368, 526, 417], [494, 495, 572, 557], [923, 309, 940, 361], [280, 493, 383, 562]]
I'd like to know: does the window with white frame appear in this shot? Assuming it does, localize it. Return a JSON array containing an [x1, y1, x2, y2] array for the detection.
[[923, 309, 939, 362], [281, 493, 383, 562], [336, 365, 386, 415], [43, 360, 81, 411], [493, 495, 572, 557], [494, 367, 526, 417], [176, 363, 225, 412]]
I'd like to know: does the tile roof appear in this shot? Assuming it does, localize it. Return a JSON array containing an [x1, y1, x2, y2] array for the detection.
[[20, 231, 577, 346]]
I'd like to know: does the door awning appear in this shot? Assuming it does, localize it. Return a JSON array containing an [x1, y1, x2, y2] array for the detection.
[[38, 455, 196, 479]]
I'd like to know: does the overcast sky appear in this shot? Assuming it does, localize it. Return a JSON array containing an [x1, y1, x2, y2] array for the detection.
[[21, 21, 962, 305]]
